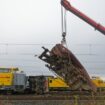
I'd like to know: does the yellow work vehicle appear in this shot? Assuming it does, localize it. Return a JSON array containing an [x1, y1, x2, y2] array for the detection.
[[0, 68, 18, 86], [47, 76, 70, 91], [34, 75, 105, 93], [91, 76, 105, 92], [47, 76, 105, 92], [0, 67, 27, 94]]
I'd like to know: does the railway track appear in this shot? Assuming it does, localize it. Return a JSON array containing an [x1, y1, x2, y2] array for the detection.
[[0, 93, 105, 100]]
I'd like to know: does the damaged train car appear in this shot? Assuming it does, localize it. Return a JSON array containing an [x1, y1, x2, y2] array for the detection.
[[39, 44, 96, 92]]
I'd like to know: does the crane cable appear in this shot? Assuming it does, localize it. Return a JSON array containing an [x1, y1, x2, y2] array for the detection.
[[61, 5, 67, 45], [61, 3, 71, 63]]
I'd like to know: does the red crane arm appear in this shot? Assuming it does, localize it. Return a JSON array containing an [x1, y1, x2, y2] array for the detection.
[[61, 0, 105, 35]]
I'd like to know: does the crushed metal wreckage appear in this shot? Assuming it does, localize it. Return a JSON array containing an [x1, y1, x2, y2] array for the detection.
[[39, 44, 96, 92]]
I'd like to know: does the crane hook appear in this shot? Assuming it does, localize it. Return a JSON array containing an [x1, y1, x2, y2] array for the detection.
[[61, 32, 66, 44]]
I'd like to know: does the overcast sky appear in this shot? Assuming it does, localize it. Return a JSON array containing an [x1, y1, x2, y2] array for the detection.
[[0, 0, 105, 78]]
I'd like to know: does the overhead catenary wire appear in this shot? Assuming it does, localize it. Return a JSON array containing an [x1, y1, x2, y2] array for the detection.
[[0, 43, 54, 46], [0, 43, 104, 56]]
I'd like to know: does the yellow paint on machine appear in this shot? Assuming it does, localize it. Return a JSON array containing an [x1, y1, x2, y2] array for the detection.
[[0, 68, 17, 86], [48, 76, 105, 91], [48, 77, 69, 88], [0, 73, 13, 86], [92, 76, 105, 88]]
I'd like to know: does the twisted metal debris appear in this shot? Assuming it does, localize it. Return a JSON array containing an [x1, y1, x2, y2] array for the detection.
[[39, 44, 96, 92]]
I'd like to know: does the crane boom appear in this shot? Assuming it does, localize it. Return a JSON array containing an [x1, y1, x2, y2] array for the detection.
[[61, 0, 105, 35]]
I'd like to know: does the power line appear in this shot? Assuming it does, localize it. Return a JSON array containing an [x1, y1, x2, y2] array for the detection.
[[0, 53, 35, 55], [0, 43, 54, 46], [0, 58, 39, 62], [0, 43, 105, 46], [76, 44, 105, 46]]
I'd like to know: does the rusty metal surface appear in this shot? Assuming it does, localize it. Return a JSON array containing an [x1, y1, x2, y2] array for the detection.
[[39, 44, 96, 92]]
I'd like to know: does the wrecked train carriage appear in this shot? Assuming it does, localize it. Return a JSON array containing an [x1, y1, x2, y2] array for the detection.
[[39, 44, 96, 92]]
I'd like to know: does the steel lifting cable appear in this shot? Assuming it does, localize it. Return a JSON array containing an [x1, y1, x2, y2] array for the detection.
[[61, 4, 70, 50], [61, 5, 64, 35], [64, 8, 67, 35], [61, 6, 67, 34], [61, 3, 71, 63], [61, 5, 67, 45]]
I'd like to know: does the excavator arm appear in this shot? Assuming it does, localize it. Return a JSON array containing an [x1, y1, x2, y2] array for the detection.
[[61, 0, 105, 35]]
